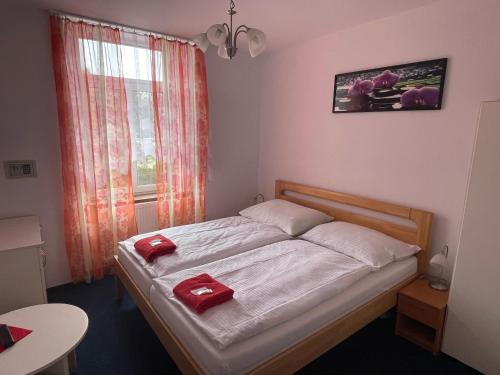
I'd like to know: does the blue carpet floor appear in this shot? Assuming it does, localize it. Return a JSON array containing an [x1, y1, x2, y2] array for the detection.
[[48, 276, 480, 375]]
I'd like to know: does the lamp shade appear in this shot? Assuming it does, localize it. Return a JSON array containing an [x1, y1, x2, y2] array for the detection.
[[207, 24, 227, 46], [246, 28, 266, 58], [192, 33, 209, 52], [217, 44, 230, 60], [430, 253, 447, 267]]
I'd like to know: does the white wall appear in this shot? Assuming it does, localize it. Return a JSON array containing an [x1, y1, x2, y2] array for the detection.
[[205, 48, 262, 219], [257, 0, 500, 279], [0, 5, 69, 287], [0, 4, 261, 287]]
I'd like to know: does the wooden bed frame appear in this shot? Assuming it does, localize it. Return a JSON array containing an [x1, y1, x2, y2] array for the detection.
[[113, 180, 433, 374]]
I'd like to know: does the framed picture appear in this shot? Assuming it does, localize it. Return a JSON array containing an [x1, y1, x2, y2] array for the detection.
[[332, 58, 447, 113]]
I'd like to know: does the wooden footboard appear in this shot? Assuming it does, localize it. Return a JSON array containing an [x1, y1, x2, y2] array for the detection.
[[113, 255, 204, 375], [113, 255, 417, 375]]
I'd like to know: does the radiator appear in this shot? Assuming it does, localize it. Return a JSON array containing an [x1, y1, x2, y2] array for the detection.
[[135, 201, 158, 234]]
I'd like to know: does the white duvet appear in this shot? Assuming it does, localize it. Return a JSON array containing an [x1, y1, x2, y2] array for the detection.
[[153, 240, 372, 349], [119, 216, 291, 279]]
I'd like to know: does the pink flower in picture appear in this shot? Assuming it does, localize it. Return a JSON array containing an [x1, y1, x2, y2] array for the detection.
[[401, 87, 440, 108], [372, 70, 400, 89], [348, 79, 374, 97]]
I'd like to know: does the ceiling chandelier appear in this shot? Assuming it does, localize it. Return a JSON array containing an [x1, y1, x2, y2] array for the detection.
[[193, 0, 266, 60]]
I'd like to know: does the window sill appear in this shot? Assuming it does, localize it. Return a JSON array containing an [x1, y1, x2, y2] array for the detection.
[[134, 193, 157, 204]]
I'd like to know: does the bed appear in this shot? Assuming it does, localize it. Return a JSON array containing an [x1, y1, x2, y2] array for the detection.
[[114, 180, 432, 374], [117, 216, 291, 297]]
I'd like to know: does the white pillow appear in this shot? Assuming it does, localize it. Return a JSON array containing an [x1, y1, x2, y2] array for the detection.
[[239, 199, 333, 236], [300, 221, 420, 269]]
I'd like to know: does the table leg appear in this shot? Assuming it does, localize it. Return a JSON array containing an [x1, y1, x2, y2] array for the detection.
[[39, 350, 76, 375], [68, 350, 77, 373]]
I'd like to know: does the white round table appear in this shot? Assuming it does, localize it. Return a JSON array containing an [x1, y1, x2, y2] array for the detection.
[[0, 304, 88, 375]]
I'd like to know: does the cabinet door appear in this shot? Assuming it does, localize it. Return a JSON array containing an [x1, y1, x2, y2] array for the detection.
[[443, 102, 500, 374], [0, 246, 46, 314]]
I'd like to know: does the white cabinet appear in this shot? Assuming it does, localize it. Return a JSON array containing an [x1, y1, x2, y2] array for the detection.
[[0, 216, 47, 314], [443, 102, 500, 374]]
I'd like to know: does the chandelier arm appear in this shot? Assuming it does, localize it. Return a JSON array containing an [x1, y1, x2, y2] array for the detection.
[[233, 25, 249, 50], [234, 24, 249, 35], [222, 22, 231, 42]]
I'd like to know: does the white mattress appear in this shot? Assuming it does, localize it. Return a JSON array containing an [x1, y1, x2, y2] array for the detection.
[[153, 240, 372, 349], [117, 216, 290, 298], [150, 256, 417, 375]]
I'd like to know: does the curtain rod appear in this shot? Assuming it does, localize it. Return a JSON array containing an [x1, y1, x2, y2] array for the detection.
[[49, 10, 195, 45]]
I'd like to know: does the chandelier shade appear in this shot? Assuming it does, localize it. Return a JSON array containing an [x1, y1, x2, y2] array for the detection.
[[217, 45, 230, 59], [195, 0, 266, 60], [246, 28, 266, 58], [206, 24, 227, 46], [192, 33, 210, 52]]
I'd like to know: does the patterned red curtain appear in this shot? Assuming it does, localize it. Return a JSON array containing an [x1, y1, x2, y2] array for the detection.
[[50, 16, 137, 282], [150, 38, 209, 228]]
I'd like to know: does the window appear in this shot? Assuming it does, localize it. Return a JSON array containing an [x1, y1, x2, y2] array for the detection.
[[79, 38, 162, 195], [126, 79, 156, 194]]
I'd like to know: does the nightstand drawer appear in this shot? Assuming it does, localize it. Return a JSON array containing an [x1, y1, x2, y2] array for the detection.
[[398, 294, 442, 329]]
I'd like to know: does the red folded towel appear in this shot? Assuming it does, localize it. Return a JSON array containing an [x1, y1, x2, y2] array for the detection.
[[0, 325, 32, 353], [173, 274, 234, 314], [134, 234, 176, 262]]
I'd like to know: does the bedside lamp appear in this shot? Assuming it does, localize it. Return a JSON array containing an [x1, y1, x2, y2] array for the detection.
[[429, 245, 449, 291], [253, 193, 265, 204]]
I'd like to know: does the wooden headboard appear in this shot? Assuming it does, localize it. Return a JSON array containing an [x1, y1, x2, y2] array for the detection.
[[275, 180, 433, 274]]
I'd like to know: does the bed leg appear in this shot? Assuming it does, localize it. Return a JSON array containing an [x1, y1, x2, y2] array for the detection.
[[115, 274, 125, 301]]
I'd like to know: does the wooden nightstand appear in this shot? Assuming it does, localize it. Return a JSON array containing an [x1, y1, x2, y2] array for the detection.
[[395, 278, 449, 354]]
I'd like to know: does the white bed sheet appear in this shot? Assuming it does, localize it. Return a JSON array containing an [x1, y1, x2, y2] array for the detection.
[[117, 216, 290, 298], [150, 256, 417, 375], [153, 240, 371, 349]]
